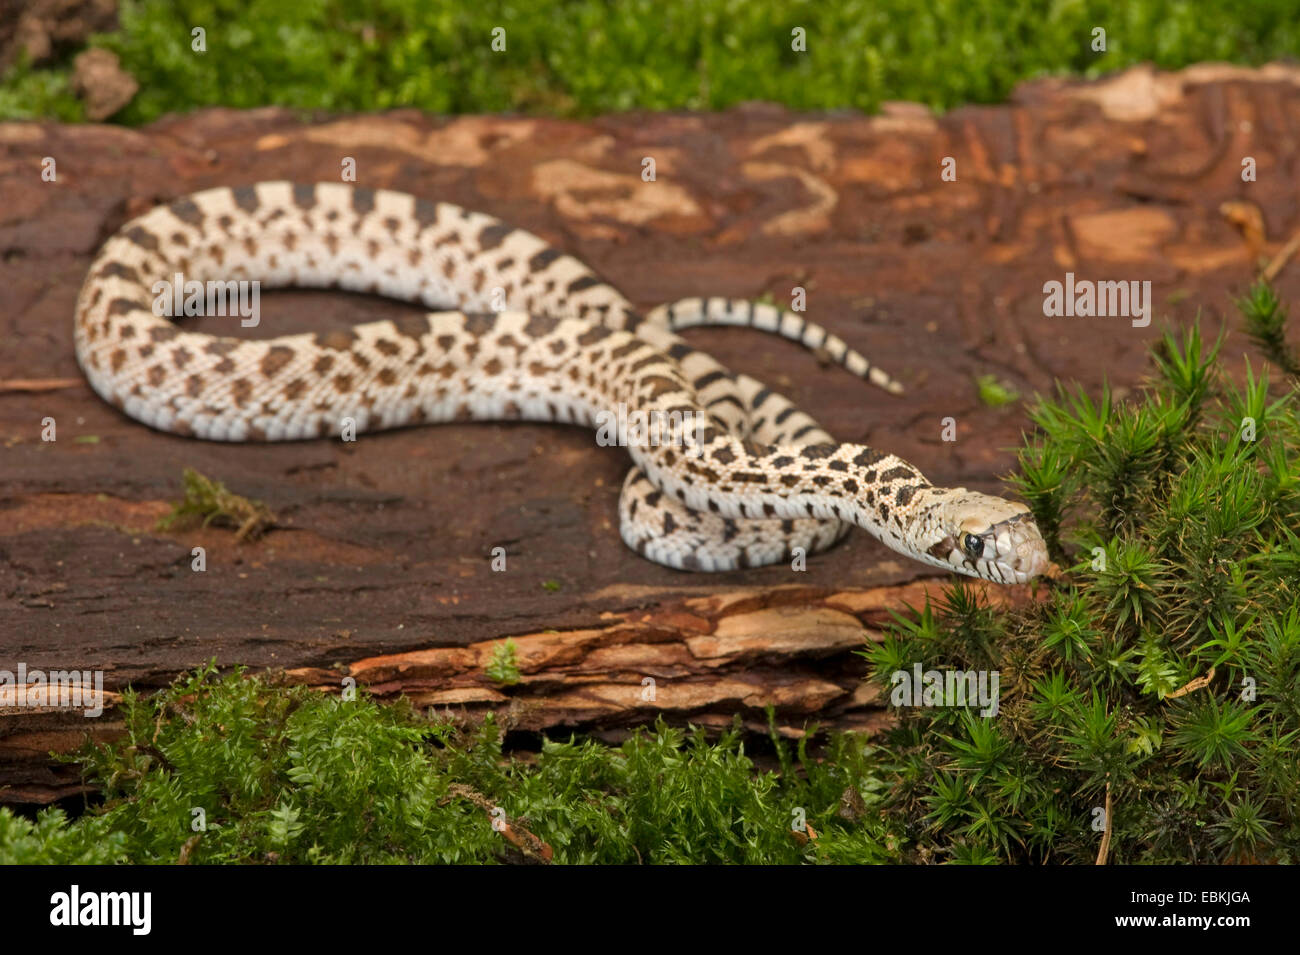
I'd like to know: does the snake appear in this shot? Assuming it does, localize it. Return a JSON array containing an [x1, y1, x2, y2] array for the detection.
[[73, 181, 1049, 583]]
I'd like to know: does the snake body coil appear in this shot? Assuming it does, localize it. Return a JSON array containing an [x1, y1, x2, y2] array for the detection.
[[75, 181, 1049, 582]]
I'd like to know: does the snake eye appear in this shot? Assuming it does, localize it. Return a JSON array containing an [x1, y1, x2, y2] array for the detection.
[[962, 533, 983, 559]]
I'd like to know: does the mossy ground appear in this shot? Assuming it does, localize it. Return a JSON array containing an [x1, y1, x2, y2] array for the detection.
[[3, 0, 1299, 123]]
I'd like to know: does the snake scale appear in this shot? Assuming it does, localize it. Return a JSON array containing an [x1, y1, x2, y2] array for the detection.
[[74, 181, 1049, 583]]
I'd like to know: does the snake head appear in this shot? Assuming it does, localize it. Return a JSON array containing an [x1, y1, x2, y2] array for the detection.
[[922, 490, 1049, 584]]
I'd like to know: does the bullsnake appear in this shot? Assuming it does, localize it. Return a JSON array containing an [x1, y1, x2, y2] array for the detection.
[[74, 181, 1049, 583]]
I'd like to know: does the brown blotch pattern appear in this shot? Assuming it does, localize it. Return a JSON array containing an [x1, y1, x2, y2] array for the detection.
[[879, 466, 915, 483], [261, 345, 296, 378]]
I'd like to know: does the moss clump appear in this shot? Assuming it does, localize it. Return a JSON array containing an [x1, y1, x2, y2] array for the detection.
[[976, 374, 1020, 408], [0, 664, 893, 864], [1239, 279, 1300, 380], [485, 639, 521, 686], [863, 291, 1300, 863], [157, 467, 276, 541], [5, 0, 1300, 124]]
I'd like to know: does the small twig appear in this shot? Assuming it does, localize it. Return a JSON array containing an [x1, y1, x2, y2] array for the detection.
[[176, 833, 201, 865], [1219, 200, 1268, 261], [1095, 782, 1113, 866], [1221, 200, 1300, 282], [1167, 666, 1216, 700], [1262, 230, 1300, 284], [443, 782, 553, 863], [0, 377, 83, 393]]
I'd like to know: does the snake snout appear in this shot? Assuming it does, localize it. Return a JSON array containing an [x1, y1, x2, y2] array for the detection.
[[1011, 533, 1051, 581]]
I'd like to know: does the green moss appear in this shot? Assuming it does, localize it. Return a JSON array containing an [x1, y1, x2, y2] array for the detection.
[[0, 664, 889, 864], [1239, 279, 1300, 380], [976, 374, 1019, 407], [157, 467, 275, 541], [485, 638, 521, 686], [0, 55, 85, 122], [5, 0, 1300, 123], [863, 288, 1300, 863]]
